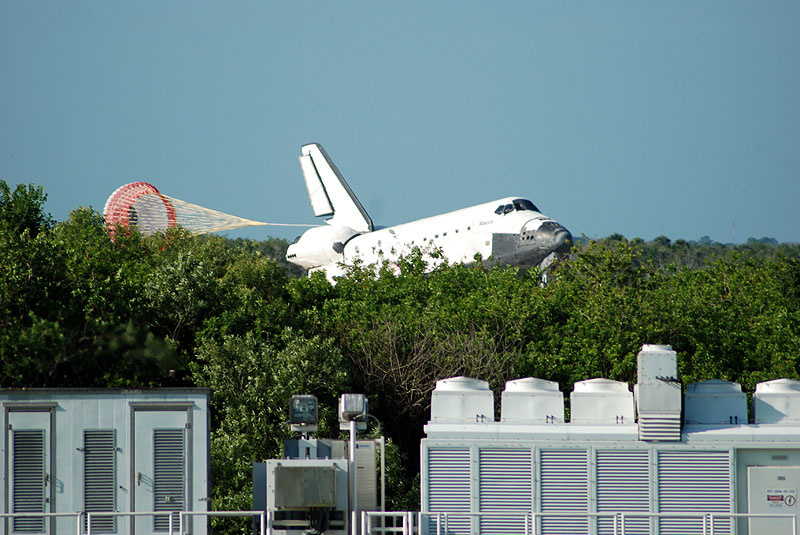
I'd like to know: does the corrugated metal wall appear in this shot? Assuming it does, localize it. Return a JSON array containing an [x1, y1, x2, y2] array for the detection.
[[478, 449, 532, 534], [427, 448, 471, 535], [422, 443, 734, 535], [596, 450, 649, 535], [540, 450, 589, 534], [657, 450, 732, 535]]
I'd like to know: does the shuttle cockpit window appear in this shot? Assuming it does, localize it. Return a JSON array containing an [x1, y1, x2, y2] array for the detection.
[[513, 199, 540, 212], [495, 199, 540, 215]]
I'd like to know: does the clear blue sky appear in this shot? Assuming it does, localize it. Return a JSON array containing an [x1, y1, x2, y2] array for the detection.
[[2, 2, 798, 244]]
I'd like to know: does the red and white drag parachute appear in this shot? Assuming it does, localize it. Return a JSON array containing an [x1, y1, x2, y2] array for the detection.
[[103, 182, 177, 240], [103, 181, 313, 241]]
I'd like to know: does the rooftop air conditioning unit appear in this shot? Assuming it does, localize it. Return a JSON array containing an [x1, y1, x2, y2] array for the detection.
[[430, 376, 494, 423], [500, 377, 564, 423], [684, 380, 747, 425], [570, 378, 634, 424], [753, 378, 800, 424]]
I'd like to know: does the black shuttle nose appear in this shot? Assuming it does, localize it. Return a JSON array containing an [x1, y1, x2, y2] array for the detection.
[[554, 226, 573, 255], [533, 221, 573, 255]]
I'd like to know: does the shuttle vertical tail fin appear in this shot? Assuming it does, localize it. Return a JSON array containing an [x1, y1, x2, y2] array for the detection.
[[298, 143, 373, 233]]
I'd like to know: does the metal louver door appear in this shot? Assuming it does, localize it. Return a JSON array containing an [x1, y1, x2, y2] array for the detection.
[[133, 408, 190, 535], [11, 429, 46, 534], [478, 449, 532, 534], [539, 449, 589, 535], [596, 449, 650, 535], [84, 430, 116, 533], [657, 450, 732, 535], [426, 448, 471, 535], [153, 429, 185, 531]]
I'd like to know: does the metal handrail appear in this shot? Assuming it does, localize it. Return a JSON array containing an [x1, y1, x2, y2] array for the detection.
[[362, 509, 799, 535], [2, 508, 795, 535], [618, 511, 797, 535], [85, 510, 174, 535], [0, 511, 82, 534], [180, 510, 269, 535], [362, 510, 416, 534]]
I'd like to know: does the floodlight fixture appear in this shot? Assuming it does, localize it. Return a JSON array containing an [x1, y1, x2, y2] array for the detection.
[[339, 393, 368, 431], [290, 394, 318, 433]]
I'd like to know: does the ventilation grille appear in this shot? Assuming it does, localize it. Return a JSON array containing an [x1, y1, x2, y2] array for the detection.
[[540, 450, 589, 535], [596, 450, 650, 535], [12, 429, 46, 533], [84, 430, 116, 533], [426, 448, 470, 535], [657, 450, 732, 535], [153, 429, 185, 532], [478, 449, 532, 534], [639, 415, 681, 441]]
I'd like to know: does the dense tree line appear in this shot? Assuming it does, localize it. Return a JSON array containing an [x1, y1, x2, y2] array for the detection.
[[2, 181, 800, 531]]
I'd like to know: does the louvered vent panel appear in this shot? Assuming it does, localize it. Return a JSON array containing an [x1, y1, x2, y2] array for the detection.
[[596, 450, 650, 535], [153, 429, 185, 532], [478, 449, 532, 534], [84, 430, 116, 533], [12, 429, 46, 533], [638, 416, 682, 441], [540, 449, 589, 535], [426, 448, 471, 535], [657, 450, 732, 535]]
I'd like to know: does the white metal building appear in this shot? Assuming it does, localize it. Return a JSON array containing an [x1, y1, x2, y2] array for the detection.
[[0, 388, 209, 535], [420, 345, 800, 535]]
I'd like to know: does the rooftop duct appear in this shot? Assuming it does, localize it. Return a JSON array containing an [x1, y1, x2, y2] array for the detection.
[[500, 377, 564, 423], [430, 376, 494, 423], [635, 345, 682, 441], [637, 344, 678, 383], [753, 379, 800, 424], [684, 380, 748, 425], [570, 378, 634, 424]]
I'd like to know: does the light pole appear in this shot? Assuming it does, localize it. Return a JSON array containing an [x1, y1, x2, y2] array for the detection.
[[339, 394, 368, 535]]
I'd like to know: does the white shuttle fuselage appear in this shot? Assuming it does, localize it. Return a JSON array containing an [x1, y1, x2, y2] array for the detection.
[[286, 143, 572, 279]]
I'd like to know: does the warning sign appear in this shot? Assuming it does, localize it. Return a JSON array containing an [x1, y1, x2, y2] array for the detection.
[[766, 488, 798, 509]]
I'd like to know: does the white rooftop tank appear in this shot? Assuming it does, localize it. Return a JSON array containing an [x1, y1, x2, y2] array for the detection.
[[501, 377, 564, 423], [684, 379, 748, 425], [753, 379, 800, 424], [570, 378, 635, 424], [430, 376, 494, 423]]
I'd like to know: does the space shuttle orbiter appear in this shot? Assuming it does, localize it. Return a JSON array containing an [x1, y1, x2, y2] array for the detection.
[[286, 143, 572, 279]]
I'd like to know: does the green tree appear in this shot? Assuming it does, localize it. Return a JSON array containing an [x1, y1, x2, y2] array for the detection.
[[520, 239, 664, 391], [0, 202, 177, 386], [4, 180, 800, 530], [655, 256, 800, 390], [0, 182, 53, 238]]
